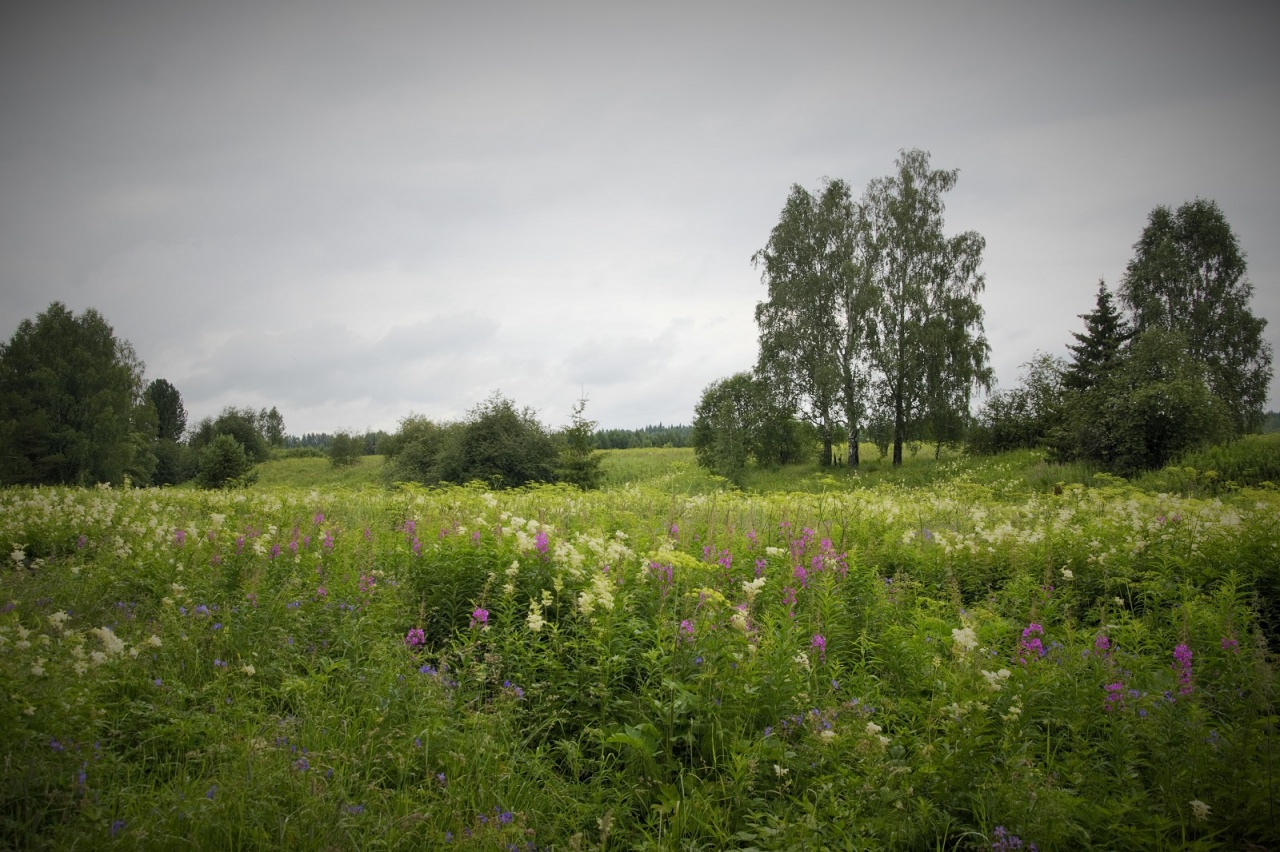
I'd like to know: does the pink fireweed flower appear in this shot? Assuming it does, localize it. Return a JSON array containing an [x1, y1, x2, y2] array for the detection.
[[1094, 634, 1111, 655], [405, 628, 426, 647], [1173, 644, 1193, 696], [534, 530, 549, 556], [782, 586, 797, 617], [746, 529, 757, 548], [1104, 682, 1125, 712], [470, 608, 489, 629], [358, 574, 376, 593], [363, 527, 372, 541], [1018, 623, 1046, 664], [173, 529, 187, 547], [793, 565, 808, 588], [679, 619, 695, 640], [313, 512, 324, 525], [322, 531, 334, 552], [269, 544, 281, 560], [1221, 636, 1239, 654], [411, 537, 421, 557], [316, 586, 327, 598], [811, 634, 827, 661]]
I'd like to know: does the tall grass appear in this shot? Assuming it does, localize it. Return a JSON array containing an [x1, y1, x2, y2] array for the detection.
[[253, 455, 386, 489], [2, 452, 1277, 849]]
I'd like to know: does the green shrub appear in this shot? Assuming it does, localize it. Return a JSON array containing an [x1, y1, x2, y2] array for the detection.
[[196, 433, 258, 488]]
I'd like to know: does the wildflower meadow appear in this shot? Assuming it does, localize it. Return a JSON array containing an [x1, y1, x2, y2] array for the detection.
[[2, 459, 1278, 849]]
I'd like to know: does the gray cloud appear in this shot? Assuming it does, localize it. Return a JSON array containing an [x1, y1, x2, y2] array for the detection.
[[2, 1, 1276, 433]]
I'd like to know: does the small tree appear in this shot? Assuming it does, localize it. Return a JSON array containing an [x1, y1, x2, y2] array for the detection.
[[968, 353, 1065, 455], [328, 431, 362, 468], [555, 397, 605, 490], [692, 373, 758, 483], [457, 393, 557, 487], [1064, 280, 1130, 393], [197, 434, 258, 488], [189, 407, 270, 462], [1061, 329, 1232, 476]]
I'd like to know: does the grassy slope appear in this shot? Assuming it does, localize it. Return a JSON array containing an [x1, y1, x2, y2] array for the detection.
[[252, 454, 386, 488], [251, 440, 1272, 499]]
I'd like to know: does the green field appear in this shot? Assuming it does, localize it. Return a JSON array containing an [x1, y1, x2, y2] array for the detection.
[[2, 449, 1278, 849]]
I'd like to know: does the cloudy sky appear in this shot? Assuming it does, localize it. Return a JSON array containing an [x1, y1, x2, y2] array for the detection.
[[2, 1, 1277, 436]]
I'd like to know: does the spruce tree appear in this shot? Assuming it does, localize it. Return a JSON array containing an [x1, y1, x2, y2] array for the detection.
[[1063, 279, 1130, 392]]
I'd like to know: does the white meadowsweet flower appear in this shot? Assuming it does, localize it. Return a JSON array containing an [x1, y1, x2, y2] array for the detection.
[[241, 664, 255, 676], [47, 611, 70, 629], [982, 669, 1011, 691], [793, 651, 810, 671], [1060, 568, 1074, 581], [90, 651, 108, 666], [1189, 799, 1210, 821], [865, 722, 882, 735], [147, 635, 162, 648], [951, 627, 978, 654], [741, 576, 767, 602], [31, 657, 46, 676], [773, 764, 789, 777], [91, 626, 126, 656], [10, 546, 25, 565], [819, 729, 837, 742], [764, 547, 783, 557], [16, 625, 30, 640]]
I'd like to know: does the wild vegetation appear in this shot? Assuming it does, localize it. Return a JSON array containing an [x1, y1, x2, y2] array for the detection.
[[2, 442, 1278, 850], [0, 152, 1276, 850]]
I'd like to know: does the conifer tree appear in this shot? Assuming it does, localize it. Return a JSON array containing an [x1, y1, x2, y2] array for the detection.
[[1063, 279, 1130, 393]]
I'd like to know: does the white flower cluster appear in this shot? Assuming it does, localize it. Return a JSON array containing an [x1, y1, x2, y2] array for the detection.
[[981, 668, 1012, 691], [951, 626, 978, 655]]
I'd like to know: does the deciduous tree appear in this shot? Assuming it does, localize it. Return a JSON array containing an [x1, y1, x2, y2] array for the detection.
[[862, 149, 990, 465], [1120, 199, 1272, 434], [754, 181, 846, 466]]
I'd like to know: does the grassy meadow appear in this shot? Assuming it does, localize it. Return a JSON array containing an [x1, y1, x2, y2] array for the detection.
[[2, 446, 1279, 850]]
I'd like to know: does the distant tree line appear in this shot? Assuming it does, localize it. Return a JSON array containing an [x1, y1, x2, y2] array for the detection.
[[284, 431, 391, 455], [593, 424, 692, 449]]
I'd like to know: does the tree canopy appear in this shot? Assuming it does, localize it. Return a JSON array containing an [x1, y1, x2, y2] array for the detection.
[[753, 180, 848, 466], [1120, 199, 1272, 434], [863, 149, 991, 465], [0, 302, 153, 486]]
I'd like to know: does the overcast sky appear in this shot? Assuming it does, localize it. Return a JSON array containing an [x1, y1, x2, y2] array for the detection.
[[2, 1, 1277, 436]]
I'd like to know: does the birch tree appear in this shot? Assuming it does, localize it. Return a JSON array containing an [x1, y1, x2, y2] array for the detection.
[[862, 150, 990, 465]]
